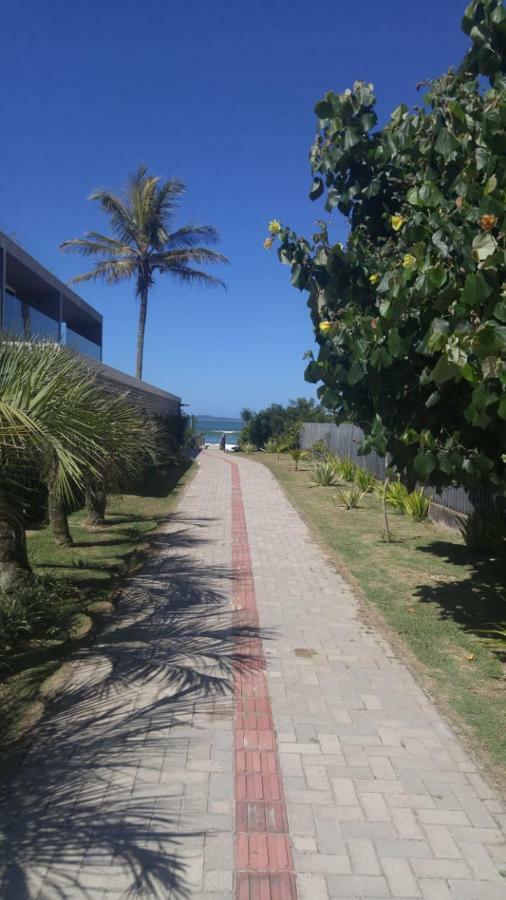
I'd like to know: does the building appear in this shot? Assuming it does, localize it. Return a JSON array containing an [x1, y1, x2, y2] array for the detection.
[[0, 230, 181, 417]]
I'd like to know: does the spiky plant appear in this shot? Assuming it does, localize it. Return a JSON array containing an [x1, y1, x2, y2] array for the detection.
[[333, 486, 366, 509], [354, 467, 378, 493], [403, 488, 431, 521], [61, 165, 228, 379], [308, 461, 337, 487]]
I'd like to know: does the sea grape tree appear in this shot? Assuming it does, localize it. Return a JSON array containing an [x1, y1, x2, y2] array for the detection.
[[269, 0, 506, 492]]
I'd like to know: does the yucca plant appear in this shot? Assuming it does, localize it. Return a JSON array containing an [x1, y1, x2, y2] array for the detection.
[[354, 467, 377, 493], [61, 165, 228, 379], [403, 488, 431, 521], [308, 461, 337, 487], [333, 485, 366, 509], [385, 479, 409, 512], [240, 441, 256, 454]]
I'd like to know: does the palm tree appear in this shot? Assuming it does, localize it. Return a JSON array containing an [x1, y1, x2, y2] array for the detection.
[[0, 341, 108, 589], [83, 390, 160, 528], [60, 165, 228, 380]]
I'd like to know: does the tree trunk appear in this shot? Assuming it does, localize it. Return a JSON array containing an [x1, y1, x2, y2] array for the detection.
[[85, 487, 107, 526], [382, 476, 391, 544], [48, 486, 73, 547], [136, 286, 148, 380], [0, 516, 32, 592]]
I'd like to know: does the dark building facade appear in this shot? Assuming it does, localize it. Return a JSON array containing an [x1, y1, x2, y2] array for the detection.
[[0, 230, 181, 416]]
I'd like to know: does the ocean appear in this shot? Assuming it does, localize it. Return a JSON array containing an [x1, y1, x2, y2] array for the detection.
[[196, 416, 243, 446]]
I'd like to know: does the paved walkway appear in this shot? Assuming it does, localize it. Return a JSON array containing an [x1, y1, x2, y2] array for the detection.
[[1, 449, 505, 899]]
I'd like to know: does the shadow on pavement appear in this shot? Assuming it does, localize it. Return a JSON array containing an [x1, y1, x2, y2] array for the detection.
[[0, 521, 266, 899]]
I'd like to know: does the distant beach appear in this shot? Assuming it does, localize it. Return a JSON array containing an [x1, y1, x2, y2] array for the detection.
[[196, 416, 242, 445]]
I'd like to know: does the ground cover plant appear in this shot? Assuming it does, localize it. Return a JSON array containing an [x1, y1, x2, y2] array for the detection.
[[259, 452, 506, 779], [0, 459, 194, 760]]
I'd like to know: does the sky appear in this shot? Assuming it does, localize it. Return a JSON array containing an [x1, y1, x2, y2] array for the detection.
[[1, 0, 469, 418]]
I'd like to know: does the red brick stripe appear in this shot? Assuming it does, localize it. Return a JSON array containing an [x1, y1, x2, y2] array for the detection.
[[211, 454, 297, 900]]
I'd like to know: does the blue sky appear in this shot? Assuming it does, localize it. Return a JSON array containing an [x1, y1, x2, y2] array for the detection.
[[2, 0, 469, 417]]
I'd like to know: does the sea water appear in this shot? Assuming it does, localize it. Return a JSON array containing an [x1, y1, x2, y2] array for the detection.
[[196, 416, 243, 446]]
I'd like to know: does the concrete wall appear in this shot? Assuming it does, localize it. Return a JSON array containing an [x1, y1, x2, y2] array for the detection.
[[90, 360, 181, 418]]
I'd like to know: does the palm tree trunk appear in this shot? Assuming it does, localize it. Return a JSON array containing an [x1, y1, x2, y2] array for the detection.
[[48, 486, 73, 547], [136, 285, 148, 380], [0, 516, 31, 592], [85, 486, 107, 526]]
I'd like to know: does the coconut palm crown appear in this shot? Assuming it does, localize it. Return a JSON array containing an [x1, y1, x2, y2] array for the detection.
[[61, 165, 228, 379]]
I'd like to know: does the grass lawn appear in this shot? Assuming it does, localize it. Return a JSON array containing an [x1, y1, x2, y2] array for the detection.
[[258, 453, 506, 782], [0, 460, 195, 761]]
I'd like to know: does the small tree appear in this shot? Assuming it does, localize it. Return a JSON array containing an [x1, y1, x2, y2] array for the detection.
[[269, 0, 506, 495]]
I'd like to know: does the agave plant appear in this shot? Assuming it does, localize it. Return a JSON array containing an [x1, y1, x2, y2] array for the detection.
[[385, 479, 409, 511], [333, 486, 366, 509], [240, 442, 257, 454], [354, 467, 377, 493], [337, 456, 358, 482], [263, 437, 279, 454], [404, 488, 431, 521], [307, 461, 337, 487]]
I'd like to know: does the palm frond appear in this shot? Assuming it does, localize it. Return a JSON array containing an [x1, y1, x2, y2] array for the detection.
[[69, 258, 138, 286], [164, 223, 221, 250], [60, 234, 135, 259], [155, 264, 227, 289], [88, 189, 139, 247], [155, 247, 229, 269]]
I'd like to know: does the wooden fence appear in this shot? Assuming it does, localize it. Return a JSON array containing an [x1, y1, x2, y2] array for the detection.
[[300, 422, 497, 525]]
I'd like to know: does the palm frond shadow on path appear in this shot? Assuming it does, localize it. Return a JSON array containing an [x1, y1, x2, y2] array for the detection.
[[0, 517, 270, 899]]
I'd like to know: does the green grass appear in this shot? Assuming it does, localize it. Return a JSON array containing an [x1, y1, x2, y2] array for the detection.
[[259, 454, 506, 781], [0, 460, 195, 760]]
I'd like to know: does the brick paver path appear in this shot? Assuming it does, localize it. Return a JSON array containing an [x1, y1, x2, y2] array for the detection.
[[1, 448, 505, 899]]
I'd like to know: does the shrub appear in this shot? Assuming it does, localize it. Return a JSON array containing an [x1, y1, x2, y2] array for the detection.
[[404, 488, 431, 521], [354, 468, 377, 493], [385, 480, 409, 512], [263, 437, 279, 453], [333, 486, 366, 509], [310, 440, 330, 460], [240, 442, 257, 454], [0, 575, 80, 662], [308, 461, 337, 487]]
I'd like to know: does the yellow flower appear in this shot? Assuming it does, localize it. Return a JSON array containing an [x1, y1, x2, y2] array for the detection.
[[268, 219, 282, 235], [402, 253, 416, 270], [319, 321, 333, 336], [391, 214, 406, 232], [368, 273, 380, 285], [263, 237, 274, 250]]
